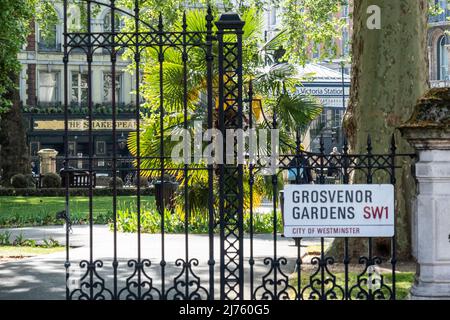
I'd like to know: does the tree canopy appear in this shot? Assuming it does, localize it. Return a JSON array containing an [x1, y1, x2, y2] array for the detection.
[[0, 0, 35, 115]]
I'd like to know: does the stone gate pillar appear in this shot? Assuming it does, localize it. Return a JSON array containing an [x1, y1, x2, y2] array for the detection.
[[400, 88, 450, 299], [38, 149, 58, 174]]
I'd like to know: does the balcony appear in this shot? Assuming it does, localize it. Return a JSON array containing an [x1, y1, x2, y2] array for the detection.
[[22, 102, 137, 115]]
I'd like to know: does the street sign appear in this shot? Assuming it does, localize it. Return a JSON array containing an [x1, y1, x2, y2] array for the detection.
[[282, 184, 394, 238]]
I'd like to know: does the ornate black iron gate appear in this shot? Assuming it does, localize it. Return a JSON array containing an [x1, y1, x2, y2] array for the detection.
[[62, 0, 408, 300]]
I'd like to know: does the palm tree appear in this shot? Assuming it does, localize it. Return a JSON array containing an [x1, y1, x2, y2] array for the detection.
[[127, 8, 322, 218]]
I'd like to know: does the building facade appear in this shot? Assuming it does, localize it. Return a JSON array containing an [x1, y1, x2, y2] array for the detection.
[[429, 0, 450, 87], [262, 1, 352, 152], [296, 64, 350, 153], [19, 3, 136, 174], [19, 1, 353, 170]]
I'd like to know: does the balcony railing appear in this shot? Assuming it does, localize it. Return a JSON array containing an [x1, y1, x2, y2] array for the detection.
[[22, 102, 137, 115]]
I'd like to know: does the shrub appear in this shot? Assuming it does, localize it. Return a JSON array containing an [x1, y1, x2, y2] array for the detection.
[[137, 176, 149, 188], [109, 177, 124, 189], [41, 173, 62, 188], [114, 203, 283, 234], [0, 187, 154, 197], [0, 231, 11, 245], [42, 238, 60, 248], [11, 174, 28, 189], [24, 174, 37, 188]]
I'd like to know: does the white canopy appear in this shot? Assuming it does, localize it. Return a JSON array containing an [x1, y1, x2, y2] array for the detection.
[[295, 63, 350, 83]]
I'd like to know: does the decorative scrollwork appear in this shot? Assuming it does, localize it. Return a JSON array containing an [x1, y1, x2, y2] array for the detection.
[[165, 258, 209, 300], [301, 256, 345, 300], [253, 257, 297, 300], [349, 256, 393, 300], [118, 259, 161, 300], [68, 260, 113, 300]]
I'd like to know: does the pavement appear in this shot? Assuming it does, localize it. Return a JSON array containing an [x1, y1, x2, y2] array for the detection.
[[0, 225, 329, 300]]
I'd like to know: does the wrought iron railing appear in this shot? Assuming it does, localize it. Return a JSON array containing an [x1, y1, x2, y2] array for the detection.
[[60, 0, 415, 301]]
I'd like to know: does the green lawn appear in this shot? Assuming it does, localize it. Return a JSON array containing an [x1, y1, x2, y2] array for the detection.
[[290, 271, 414, 300], [0, 245, 65, 256], [0, 196, 155, 227]]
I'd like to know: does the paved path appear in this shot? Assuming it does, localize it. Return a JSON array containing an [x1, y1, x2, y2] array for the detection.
[[0, 225, 329, 300]]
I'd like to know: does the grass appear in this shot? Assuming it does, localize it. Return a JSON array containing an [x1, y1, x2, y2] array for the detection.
[[0, 196, 155, 227], [289, 269, 414, 300], [0, 245, 65, 257]]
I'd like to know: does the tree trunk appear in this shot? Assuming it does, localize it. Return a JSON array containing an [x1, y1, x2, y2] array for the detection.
[[0, 72, 30, 185], [329, 0, 429, 260]]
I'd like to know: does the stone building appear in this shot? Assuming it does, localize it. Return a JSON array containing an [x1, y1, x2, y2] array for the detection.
[[429, 0, 450, 87], [18, 3, 136, 173], [18, 1, 353, 168]]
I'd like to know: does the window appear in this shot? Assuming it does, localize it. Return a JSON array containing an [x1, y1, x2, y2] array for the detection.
[[270, 8, 277, 26], [437, 36, 449, 80], [332, 109, 344, 128], [103, 73, 122, 103], [39, 71, 59, 103], [38, 24, 59, 51], [71, 73, 88, 104], [342, 28, 349, 56], [103, 11, 125, 32], [96, 141, 106, 155], [30, 142, 40, 157], [342, 2, 349, 18], [68, 142, 76, 157], [319, 110, 327, 128]]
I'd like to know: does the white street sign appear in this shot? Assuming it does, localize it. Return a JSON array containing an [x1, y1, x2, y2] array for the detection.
[[282, 184, 394, 238]]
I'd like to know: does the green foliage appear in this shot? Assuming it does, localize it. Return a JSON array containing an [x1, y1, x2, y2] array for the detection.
[[41, 173, 61, 188], [243, 211, 283, 234], [0, 188, 154, 196], [13, 233, 28, 246], [10, 174, 28, 188], [24, 174, 37, 188], [108, 177, 124, 189], [0, 195, 154, 227], [0, 0, 105, 113], [41, 237, 60, 248], [127, 8, 322, 220], [0, 231, 61, 248], [429, 0, 445, 16], [0, 231, 12, 245], [289, 271, 415, 300], [117, 0, 346, 66], [0, 0, 35, 114], [280, 0, 347, 64], [115, 200, 283, 234]]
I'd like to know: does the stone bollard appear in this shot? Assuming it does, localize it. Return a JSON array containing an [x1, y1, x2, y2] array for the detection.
[[399, 87, 450, 299], [37, 149, 58, 174]]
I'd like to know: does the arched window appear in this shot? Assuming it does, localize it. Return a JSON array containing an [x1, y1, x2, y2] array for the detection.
[[437, 35, 449, 80], [103, 11, 125, 32], [37, 5, 61, 52], [38, 21, 60, 52]]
